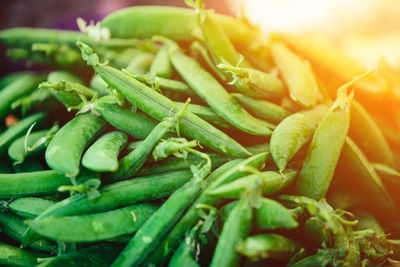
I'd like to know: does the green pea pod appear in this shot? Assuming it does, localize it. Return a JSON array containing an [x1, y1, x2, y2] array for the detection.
[[0, 74, 45, 120], [0, 211, 57, 254], [169, 48, 274, 135], [82, 131, 128, 172], [29, 203, 158, 243], [270, 104, 327, 171], [101, 6, 259, 46], [0, 72, 32, 89], [232, 93, 291, 123], [335, 137, 398, 220], [295, 80, 355, 199], [206, 169, 297, 199], [270, 41, 322, 108], [149, 45, 173, 78], [349, 100, 395, 167], [8, 129, 50, 164], [236, 234, 300, 261], [143, 153, 268, 266], [125, 51, 154, 75], [190, 41, 226, 81], [22, 169, 193, 246], [89, 56, 250, 157], [45, 113, 106, 177], [255, 198, 298, 230], [110, 153, 211, 267], [46, 70, 84, 108], [90, 74, 109, 97], [36, 243, 121, 267], [209, 197, 252, 267], [8, 197, 55, 219], [0, 27, 92, 47], [0, 242, 48, 267], [0, 112, 46, 155]]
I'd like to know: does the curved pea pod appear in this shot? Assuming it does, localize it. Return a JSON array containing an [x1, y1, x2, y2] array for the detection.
[[101, 6, 259, 46], [304, 217, 332, 247], [335, 137, 398, 220], [218, 62, 285, 99], [22, 169, 193, 246], [82, 131, 128, 172], [0, 211, 57, 254], [95, 96, 158, 140], [0, 112, 46, 155], [206, 169, 297, 199], [295, 78, 357, 200], [36, 243, 121, 267], [232, 93, 291, 124], [29, 203, 158, 243], [90, 58, 250, 157], [45, 113, 106, 177], [0, 242, 48, 266], [149, 45, 173, 78], [142, 153, 268, 266], [0, 74, 45, 120], [349, 100, 395, 167], [270, 41, 322, 107], [270, 104, 327, 171], [125, 51, 154, 75], [236, 234, 300, 262], [255, 198, 298, 230], [90, 74, 109, 97], [176, 101, 232, 129], [209, 197, 252, 267], [8, 197, 55, 219], [0, 27, 92, 47], [169, 48, 274, 136], [110, 154, 211, 267], [8, 129, 49, 164], [46, 70, 84, 107]]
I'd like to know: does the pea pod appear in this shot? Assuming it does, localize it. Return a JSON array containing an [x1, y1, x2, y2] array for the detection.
[[45, 113, 106, 177], [0, 112, 46, 155], [0, 72, 32, 89], [101, 6, 259, 46], [169, 48, 274, 136], [304, 217, 332, 247], [142, 153, 268, 266], [255, 198, 298, 230], [289, 249, 336, 267], [0, 242, 48, 267], [232, 93, 291, 123], [82, 131, 128, 172], [206, 169, 297, 199], [29, 203, 158, 243], [78, 43, 250, 157], [209, 197, 252, 267], [23, 169, 193, 246], [0, 74, 45, 120], [236, 234, 300, 261], [270, 41, 322, 108], [110, 152, 211, 267], [149, 45, 173, 78], [8, 197, 55, 219], [125, 51, 154, 75], [270, 104, 327, 171], [90, 74, 109, 97]]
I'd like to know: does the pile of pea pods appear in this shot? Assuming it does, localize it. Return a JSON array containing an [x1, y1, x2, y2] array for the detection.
[[1, 2, 400, 267]]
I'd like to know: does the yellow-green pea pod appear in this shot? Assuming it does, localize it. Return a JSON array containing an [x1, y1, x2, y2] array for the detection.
[[169, 48, 274, 136], [101, 6, 259, 46], [335, 137, 398, 220], [270, 41, 322, 108], [45, 113, 106, 177], [90, 74, 109, 97], [218, 61, 285, 99], [236, 234, 300, 262], [206, 169, 297, 199], [0, 242, 48, 266], [255, 198, 298, 230], [149, 45, 173, 78], [349, 100, 396, 168], [232, 93, 291, 124], [270, 104, 328, 171], [82, 131, 128, 173], [125, 51, 154, 75], [295, 73, 368, 200], [190, 41, 226, 81]]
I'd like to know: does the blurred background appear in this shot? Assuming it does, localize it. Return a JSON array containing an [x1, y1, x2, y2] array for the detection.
[[1, 0, 400, 73]]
